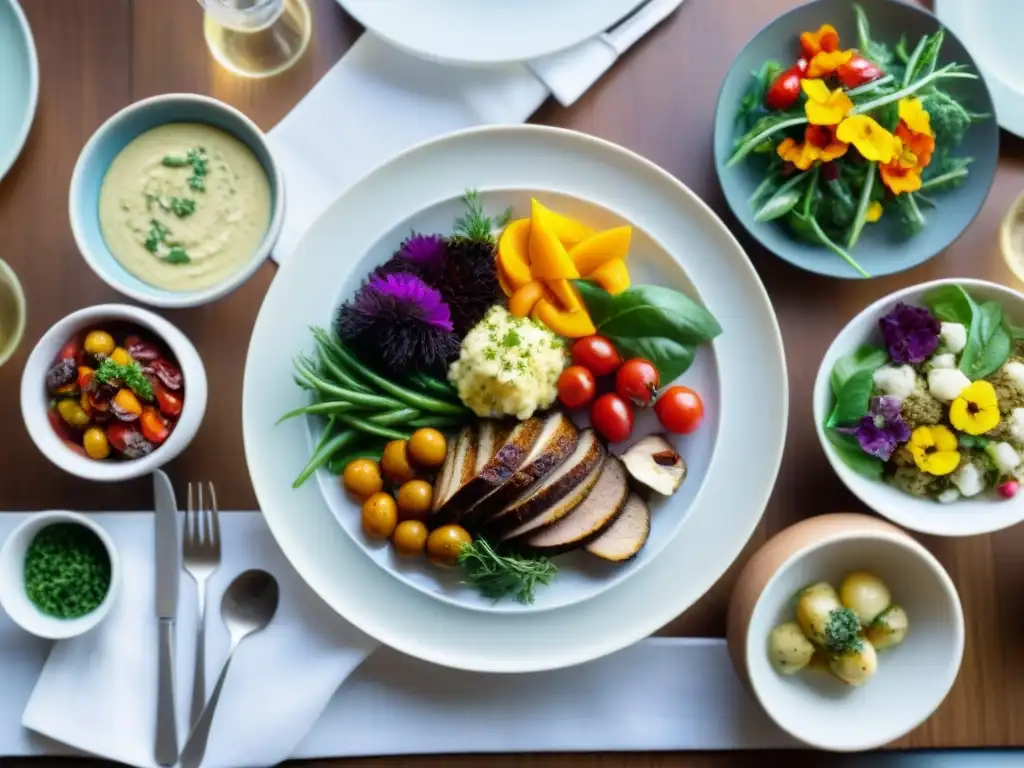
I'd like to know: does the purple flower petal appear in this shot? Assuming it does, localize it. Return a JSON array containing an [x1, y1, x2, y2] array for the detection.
[[399, 234, 447, 272], [837, 395, 911, 462], [357, 273, 453, 332], [846, 416, 900, 460], [879, 302, 940, 364]]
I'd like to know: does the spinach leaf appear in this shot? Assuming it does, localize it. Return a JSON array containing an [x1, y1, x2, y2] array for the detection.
[[924, 285, 1013, 379], [829, 345, 888, 398], [754, 184, 802, 223], [923, 284, 973, 324], [827, 370, 876, 428], [826, 430, 884, 480], [575, 282, 722, 382]]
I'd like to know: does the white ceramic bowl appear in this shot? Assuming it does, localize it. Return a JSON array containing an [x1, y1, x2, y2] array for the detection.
[[69, 93, 285, 308], [0, 511, 121, 639], [814, 278, 1024, 537], [20, 304, 207, 481], [728, 514, 964, 752]]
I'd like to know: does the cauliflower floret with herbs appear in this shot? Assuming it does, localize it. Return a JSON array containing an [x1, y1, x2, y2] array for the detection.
[[987, 442, 1022, 475], [928, 367, 971, 403], [988, 359, 1024, 414], [929, 353, 956, 370], [939, 322, 967, 354], [1009, 408, 1024, 443], [937, 488, 960, 504], [900, 378, 944, 431], [873, 364, 916, 400], [950, 461, 986, 497], [1004, 361, 1024, 390]]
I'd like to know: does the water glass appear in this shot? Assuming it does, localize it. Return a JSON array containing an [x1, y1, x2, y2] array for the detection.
[[198, 0, 312, 79]]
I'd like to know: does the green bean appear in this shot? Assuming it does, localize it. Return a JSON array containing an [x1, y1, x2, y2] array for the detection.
[[408, 415, 469, 429], [336, 413, 412, 440], [276, 401, 358, 424], [293, 429, 357, 488], [293, 359, 404, 410], [328, 342, 468, 415], [369, 407, 421, 426], [313, 332, 372, 393], [408, 372, 459, 400]]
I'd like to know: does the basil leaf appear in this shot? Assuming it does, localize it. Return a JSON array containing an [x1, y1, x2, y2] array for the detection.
[[827, 370, 875, 428], [574, 282, 722, 382], [925, 286, 1012, 380], [826, 429, 884, 480], [967, 304, 1011, 380], [923, 284, 973, 324], [829, 345, 888, 398]]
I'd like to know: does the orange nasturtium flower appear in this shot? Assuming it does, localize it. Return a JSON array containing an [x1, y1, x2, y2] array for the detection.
[[949, 381, 1001, 436], [909, 425, 961, 476], [879, 98, 936, 195], [800, 23, 840, 58], [807, 49, 854, 79], [801, 79, 853, 126], [777, 125, 849, 170], [835, 115, 900, 163]]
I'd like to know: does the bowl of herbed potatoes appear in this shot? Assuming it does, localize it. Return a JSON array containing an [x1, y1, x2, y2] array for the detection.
[[726, 513, 964, 752]]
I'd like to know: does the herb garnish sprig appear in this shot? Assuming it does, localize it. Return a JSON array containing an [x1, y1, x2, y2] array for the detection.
[[457, 537, 558, 605], [94, 358, 154, 401], [162, 146, 209, 192], [451, 189, 512, 246]]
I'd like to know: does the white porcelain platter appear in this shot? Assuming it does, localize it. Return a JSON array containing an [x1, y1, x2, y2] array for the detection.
[[243, 125, 788, 672], [336, 0, 643, 66], [935, 0, 1024, 139]]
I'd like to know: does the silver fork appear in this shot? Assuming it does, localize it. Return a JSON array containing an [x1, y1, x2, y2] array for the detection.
[[183, 482, 222, 731]]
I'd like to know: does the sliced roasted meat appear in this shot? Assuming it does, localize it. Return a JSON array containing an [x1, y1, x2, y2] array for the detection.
[[520, 457, 629, 554], [431, 424, 477, 513], [462, 412, 578, 530], [434, 417, 544, 525], [501, 452, 605, 544], [487, 429, 604, 540], [621, 435, 686, 496], [585, 493, 651, 562]]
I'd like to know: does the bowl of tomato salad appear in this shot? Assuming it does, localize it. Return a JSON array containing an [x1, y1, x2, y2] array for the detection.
[[20, 304, 207, 481]]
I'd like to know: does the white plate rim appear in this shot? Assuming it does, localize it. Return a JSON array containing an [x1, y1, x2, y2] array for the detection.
[[243, 124, 789, 673], [0, 0, 38, 184], [935, 0, 1024, 139], [335, 0, 643, 66]]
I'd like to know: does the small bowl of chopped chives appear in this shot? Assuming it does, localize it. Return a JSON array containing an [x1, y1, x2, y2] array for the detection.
[[0, 511, 120, 639]]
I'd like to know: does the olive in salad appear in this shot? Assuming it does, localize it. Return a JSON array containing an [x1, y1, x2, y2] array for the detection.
[[45, 326, 184, 461]]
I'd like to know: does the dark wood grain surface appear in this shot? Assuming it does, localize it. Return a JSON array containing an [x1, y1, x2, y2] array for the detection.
[[2, 0, 1022, 764]]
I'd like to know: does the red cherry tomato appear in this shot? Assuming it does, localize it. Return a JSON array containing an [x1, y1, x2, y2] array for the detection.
[[57, 339, 83, 365], [152, 380, 183, 417], [140, 408, 170, 444], [765, 64, 804, 111], [570, 336, 623, 377], [590, 393, 635, 444], [557, 365, 597, 409], [655, 386, 704, 435], [837, 55, 883, 89], [615, 358, 660, 408]]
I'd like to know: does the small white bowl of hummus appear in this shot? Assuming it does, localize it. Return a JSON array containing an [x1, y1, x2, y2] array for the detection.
[[70, 94, 285, 308]]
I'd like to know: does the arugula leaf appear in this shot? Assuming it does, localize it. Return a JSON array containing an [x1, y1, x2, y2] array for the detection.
[[826, 430, 884, 480], [737, 60, 784, 131], [855, 3, 893, 68], [920, 154, 973, 193], [874, 100, 900, 133], [753, 172, 808, 223], [902, 30, 944, 87], [574, 282, 722, 382], [786, 209, 871, 278], [820, 177, 857, 229]]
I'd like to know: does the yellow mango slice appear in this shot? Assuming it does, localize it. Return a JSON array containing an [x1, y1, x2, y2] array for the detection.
[[547, 278, 583, 312], [497, 265, 514, 297], [509, 281, 548, 318], [530, 214, 579, 281], [531, 198, 594, 249], [497, 218, 533, 289], [568, 226, 632, 275], [588, 258, 631, 295], [532, 298, 597, 339]]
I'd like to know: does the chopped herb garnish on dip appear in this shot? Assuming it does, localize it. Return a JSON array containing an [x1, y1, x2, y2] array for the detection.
[[94, 358, 154, 401], [24, 523, 111, 619], [161, 147, 209, 192], [166, 247, 191, 264], [145, 219, 171, 253]]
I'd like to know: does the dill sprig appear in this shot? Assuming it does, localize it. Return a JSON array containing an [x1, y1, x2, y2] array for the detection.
[[457, 538, 557, 605], [451, 189, 512, 245]]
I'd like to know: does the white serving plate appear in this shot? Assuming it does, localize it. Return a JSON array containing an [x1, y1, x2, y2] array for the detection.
[[0, 0, 38, 184], [243, 125, 787, 672], [935, 0, 1024, 139], [336, 0, 643, 66]]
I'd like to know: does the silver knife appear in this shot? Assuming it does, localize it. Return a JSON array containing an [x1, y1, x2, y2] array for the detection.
[[153, 469, 180, 766]]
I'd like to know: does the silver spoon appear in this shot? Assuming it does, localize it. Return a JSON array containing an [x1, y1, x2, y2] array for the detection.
[[178, 569, 279, 768]]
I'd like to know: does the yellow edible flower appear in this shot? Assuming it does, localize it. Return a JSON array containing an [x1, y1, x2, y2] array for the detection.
[[949, 380, 1001, 435], [865, 201, 883, 223], [807, 49, 854, 79], [776, 125, 848, 171], [898, 97, 933, 138], [802, 79, 853, 126], [908, 425, 960, 476], [835, 115, 900, 163]]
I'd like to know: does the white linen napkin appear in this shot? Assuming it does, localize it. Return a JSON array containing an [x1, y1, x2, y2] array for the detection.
[[267, 1, 684, 265], [14, 512, 793, 768]]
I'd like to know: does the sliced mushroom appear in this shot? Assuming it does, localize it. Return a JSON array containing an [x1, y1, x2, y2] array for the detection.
[[620, 435, 686, 496]]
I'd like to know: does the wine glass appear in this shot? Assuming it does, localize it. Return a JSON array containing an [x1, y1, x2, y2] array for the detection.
[[196, 0, 312, 79], [0, 258, 26, 368]]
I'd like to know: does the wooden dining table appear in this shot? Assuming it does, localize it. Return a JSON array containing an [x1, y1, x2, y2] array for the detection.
[[2, 0, 1022, 765]]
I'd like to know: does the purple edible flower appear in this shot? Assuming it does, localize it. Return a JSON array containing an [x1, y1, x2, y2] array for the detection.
[[399, 233, 447, 272], [879, 302, 940, 364], [354, 273, 453, 332], [839, 396, 911, 461]]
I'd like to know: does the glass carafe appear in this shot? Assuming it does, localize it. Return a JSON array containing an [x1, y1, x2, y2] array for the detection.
[[198, 0, 312, 79]]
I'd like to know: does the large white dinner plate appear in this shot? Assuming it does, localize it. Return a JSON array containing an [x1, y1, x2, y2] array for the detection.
[[935, 0, 1024, 139], [243, 125, 788, 672], [0, 0, 38, 183], [337, 0, 643, 66]]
